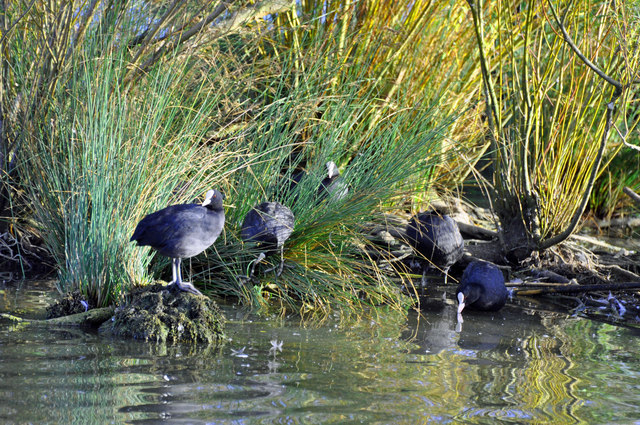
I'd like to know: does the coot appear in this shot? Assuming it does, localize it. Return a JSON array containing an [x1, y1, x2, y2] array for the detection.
[[241, 201, 295, 277], [456, 261, 508, 313], [130, 189, 226, 295], [318, 161, 348, 201], [406, 211, 464, 285]]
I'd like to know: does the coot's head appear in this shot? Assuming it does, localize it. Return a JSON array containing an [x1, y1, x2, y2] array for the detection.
[[326, 161, 340, 179], [202, 189, 225, 210]]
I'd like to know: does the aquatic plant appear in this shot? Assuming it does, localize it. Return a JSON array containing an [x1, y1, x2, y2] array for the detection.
[[184, 29, 452, 315], [268, 0, 486, 198], [2, 2, 248, 306], [23, 50, 237, 306], [467, 0, 640, 261]]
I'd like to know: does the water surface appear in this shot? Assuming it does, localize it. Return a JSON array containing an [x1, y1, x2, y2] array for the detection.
[[1, 281, 640, 424]]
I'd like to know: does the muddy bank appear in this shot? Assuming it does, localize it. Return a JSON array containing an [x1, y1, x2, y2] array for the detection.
[[361, 203, 640, 326]]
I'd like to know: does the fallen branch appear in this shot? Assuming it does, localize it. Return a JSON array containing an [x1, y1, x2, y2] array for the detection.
[[1, 307, 114, 327], [457, 222, 498, 241], [512, 281, 640, 296], [623, 187, 640, 208], [583, 216, 640, 230], [598, 264, 640, 281]]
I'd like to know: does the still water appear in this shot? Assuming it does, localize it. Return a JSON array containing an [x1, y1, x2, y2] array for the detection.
[[1, 280, 640, 424]]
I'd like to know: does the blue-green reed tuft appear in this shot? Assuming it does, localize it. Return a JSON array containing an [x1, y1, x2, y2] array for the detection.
[[186, 39, 454, 316], [21, 45, 235, 307]]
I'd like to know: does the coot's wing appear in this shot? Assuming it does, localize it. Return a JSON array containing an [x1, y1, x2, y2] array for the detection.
[[131, 204, 205, 250], [269, 206, 295, 245], [433, 216, 464, 263], [241, 203, 295, 252], [406, 215, 437, 254]]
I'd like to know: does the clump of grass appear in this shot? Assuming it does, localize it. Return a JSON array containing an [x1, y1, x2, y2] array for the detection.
[[20, 40, 236, 307], [269, 0, 485, 195], [186, 34, 453, 316]]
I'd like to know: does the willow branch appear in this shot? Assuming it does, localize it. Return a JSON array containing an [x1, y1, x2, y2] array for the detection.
[[466, 0, 501, 135], [540, 92, 618, 249], [547, 0, 622, 92], [64, 0, 100, 62], [540, 1, 636, 249], [122, 1, 234, 87], [129, 0, 184, 65], [0, 0, 37, 47]]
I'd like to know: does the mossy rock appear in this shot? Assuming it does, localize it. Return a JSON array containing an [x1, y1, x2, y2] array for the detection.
[[46, 290, 93, 318], [99, 284, 225, 344]]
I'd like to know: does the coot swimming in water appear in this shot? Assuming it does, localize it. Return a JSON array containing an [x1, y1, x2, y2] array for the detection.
[[406, 211, 464, 285], [318, 161, 348, 201], [130, 189, 225, 295], [456, 261, 508, 313], [241, 201, 295, 277]]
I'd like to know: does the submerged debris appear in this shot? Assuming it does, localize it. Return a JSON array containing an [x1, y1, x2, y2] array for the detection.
[[99, 283, 225, 344], [46, 290, 92, 318]]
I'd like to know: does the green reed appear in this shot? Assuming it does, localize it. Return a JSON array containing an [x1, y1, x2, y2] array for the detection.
[[20, 39, 236, 307], [186, 35, 453, 316]]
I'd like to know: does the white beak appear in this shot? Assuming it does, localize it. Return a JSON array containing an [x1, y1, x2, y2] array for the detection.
[[457, 292, 466, 314], [202, 189, 214, 206]]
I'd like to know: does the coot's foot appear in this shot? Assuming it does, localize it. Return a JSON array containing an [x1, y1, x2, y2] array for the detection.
[[248, 252, 266, 278], [172, 280, 203, 296], [264, 260, 286, 277]]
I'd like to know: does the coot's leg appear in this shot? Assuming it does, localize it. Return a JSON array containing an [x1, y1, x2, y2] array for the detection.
[[457, 292, 466, 314], [442, 266, 450, 286], [171, 258, 178, 284], [421, 268, 428, 287], [276, 245, 285, 277], [249, 252, 266, 277], [171, 258, 203, 296]]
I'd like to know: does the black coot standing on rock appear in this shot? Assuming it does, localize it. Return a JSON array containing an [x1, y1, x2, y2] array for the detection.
[[130, 189, 226, 296], [456, 261, 508, 313], [241, 201, 295, 277], [406, 211, 464, 285]]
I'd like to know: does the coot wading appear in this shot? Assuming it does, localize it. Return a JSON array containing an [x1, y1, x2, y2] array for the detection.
[[241, 201, 295, 277], [406, 211, 464, 286], [130, 189, 225, 296], [456, 261, 508, 313]]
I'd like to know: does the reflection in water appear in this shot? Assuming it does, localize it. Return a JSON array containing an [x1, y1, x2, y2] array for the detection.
[[1, 281, 640, 424]]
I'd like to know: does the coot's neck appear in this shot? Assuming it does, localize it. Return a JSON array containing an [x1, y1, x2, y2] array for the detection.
[[205, 200, 224, 212]]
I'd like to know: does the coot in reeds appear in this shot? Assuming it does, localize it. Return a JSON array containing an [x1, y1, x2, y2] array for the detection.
[[318, 161, 348, 201], [130, 189, 225, 296], [241, 201, 295, 277], [406, 211, 464, 285], [456, 261, 508, 313]]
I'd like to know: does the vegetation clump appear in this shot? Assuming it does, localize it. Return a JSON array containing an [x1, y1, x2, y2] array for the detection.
[[99, 284, 225, 344], [46, 291, 92, 319], [0, 0, 638, 320]]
